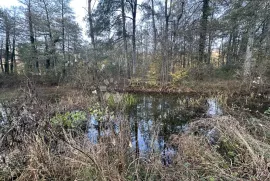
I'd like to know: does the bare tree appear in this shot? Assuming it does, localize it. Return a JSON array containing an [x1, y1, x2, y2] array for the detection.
[[128, 0, 138, 75], [161, 0, 172, 83], [0, 9, 12, 73], [243, 22, 255, 78], [0, 39, 4, 72], [88, 0, 103, 103], [23, 0, 39, 72], [151, 0, 157, 52], [198, 0, 210, 63], [121, 0, 130, 78]]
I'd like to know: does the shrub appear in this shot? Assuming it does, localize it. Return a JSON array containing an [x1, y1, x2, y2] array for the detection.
[[188, 64, 214, 81], [170, 69, 188, 84], [51, 111, 87, 129]]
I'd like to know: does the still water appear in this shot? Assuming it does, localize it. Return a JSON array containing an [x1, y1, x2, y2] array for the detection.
[[88, 94, 223, 155]]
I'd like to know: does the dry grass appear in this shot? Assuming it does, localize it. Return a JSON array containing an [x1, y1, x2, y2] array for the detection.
[[2, 115, 270, 181], [0, 124, 163, 181], [1, 79, 270, 180], [126, 79, 246, 95], [170, 116, 270, 181]]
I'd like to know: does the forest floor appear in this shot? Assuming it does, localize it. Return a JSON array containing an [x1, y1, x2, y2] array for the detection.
[[0, 86, 69, 101], [1, 76, 269, 102], [1, 75, 270, 180], [123, 79, 244, 94]]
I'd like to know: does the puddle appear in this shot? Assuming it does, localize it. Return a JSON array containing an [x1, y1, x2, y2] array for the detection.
[[0, 103, 7, 124], [88, 94, 224, 157], [206, 98, 223, 117]]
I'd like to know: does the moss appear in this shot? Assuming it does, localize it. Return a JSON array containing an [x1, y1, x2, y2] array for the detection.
[[217, 139, 238, 163]]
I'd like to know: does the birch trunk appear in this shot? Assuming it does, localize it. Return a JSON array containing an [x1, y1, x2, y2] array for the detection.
[[0, 39, 4, 73], [151, 0, 157, 52], [243, 26, 255, 78]]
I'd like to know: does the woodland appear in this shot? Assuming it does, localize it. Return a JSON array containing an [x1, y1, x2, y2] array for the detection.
[[0, 0, 270, 180]]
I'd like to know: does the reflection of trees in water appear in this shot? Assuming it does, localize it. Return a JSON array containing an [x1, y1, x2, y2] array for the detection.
[[128, 94, 209, 153], [88, 94, 221, 155]]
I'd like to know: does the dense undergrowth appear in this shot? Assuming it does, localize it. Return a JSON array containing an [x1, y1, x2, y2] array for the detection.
[[170, 115, 270, 180], [1, 64, 270, 97], [0, 79, 270, 180], [126, 65, 270, 96], [0, 67, 270, 180]]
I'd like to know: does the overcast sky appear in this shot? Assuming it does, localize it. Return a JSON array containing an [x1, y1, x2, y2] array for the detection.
[[0, 0, 89, 37], [0, 0, 144, 39]]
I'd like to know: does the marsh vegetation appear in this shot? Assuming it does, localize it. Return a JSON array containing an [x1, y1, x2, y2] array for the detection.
[[1, 0, 270, 180]]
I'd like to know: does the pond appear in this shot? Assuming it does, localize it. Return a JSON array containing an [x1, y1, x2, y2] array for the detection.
[[88, 94, 224, 156]]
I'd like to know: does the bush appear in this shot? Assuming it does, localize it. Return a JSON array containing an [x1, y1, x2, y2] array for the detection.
[[170, 69, 188, 84], [214, 64, 240, 80], [51, 111, 87, 129], [188, 64, 215, 80]]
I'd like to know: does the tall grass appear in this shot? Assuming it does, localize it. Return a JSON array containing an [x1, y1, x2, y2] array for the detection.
[[0, 83, 270, 180]]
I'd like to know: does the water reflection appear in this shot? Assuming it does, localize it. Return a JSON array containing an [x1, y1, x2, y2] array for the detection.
[[88, 94, 223, 155], [0, 103, 8, 124], [206, 98, 223, 117], [88, 116, 99, 143]]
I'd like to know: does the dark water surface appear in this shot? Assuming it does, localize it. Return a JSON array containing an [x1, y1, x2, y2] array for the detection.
[[88, 94, 223, 155]]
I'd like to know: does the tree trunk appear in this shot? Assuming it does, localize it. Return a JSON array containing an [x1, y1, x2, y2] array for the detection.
[[226, 33, 233, 65], [67, 33, 70, 63], [243, 26, 255, 78], [207, 11, 214, 64], [258, 14, 269, 62], [45, 35, 50, 69], [183, 37, 186, 68], [151, 0, 157, 52], [0, 39, 4, 73], [42, 0, 56, 70], [165, 0, 169, 81], [198, 0, 210, 63], [171, 1, 184, 71], [5, 29, 10, 74], [27, 0, 38, 72], [131, 0, 137, 75], [88, 0, 95, 50], [121, 0, 130, 79], [10, 36, 15, 73], [162, 0, 172, 83], [61, 0, 65, 61], [88, 0, 103, 104], [226, 25, 239, 65], [218, 37, 223, 67], [232, 29, 239, 63]]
